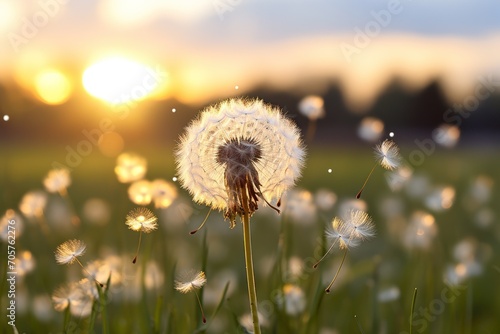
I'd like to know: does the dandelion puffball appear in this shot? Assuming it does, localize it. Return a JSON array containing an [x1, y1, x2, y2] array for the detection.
[[175, 98, 305, 227], [298, 95, 325, 120]]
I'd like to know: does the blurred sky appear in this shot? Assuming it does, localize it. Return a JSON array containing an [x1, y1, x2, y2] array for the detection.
[[1, 0, 499, 109]]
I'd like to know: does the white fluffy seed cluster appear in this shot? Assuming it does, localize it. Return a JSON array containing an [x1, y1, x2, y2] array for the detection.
[[176, 98, 305, 212]]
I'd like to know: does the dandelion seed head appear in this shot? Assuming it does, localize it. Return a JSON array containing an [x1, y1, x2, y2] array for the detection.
[[1, 209, 24, 241], [377, 286, 400, 303], [282, 188, 317, 224], [114, 152, 147, 183], [151, 179, 178, 209], [358, 117, 384, 142], [403, 211, 437, 250], [55, 239, 87, 265], [19, 190, 48, 218], [43, 168, 71, 194], [128, 180, 153, 206], [17, 251, 36, 277], [82, 198, 111, 225], [389, 131, 395, 137], [298, 95, 325, 120], [314, 189, 337, 211], [433, 124, 460, 148], [144, 260, 165, 290], [175, 98, 305, 226], [425, 186, 455, 212], [375, 139, 401, 170], [3, 115, 9, 121], [174, 270, 206, 294], [125, 208, 158, 233], [469, 175, 493, 205], [282, 284, 306, 316]]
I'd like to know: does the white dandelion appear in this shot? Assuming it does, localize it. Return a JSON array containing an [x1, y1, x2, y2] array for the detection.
[[175, 98, 305, 334]]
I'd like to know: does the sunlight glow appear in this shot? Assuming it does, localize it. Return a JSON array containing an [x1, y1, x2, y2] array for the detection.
[[82, 57, 163, 104], [34, 70, 72, 105], [0, 1, 19, 32]]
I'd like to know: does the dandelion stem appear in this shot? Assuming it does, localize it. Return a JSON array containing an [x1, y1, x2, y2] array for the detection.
[[325, 247, 348, 293], [133, 230, 143, 264], [74, 257, 103, 287], [409, 288, 418, 334], [241, 182, 261, 334], [356, 163, 378, 199], [313, 239, 338, 269], [306, 120, 317, 143], [190, 209, 212, 235], [194, 290, 207, 323]]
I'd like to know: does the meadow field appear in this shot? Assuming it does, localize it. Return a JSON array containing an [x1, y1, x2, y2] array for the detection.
[[1, 142, 499, 334]]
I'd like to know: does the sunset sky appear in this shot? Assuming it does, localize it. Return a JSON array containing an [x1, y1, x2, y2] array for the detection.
[[1, 0, 499, 110]]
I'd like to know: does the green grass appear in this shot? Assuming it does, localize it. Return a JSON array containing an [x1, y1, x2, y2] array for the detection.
[[1, 144, 499, 333]]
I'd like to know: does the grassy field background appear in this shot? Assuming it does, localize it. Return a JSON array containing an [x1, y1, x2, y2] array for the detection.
[[1, 143, 499, 333]]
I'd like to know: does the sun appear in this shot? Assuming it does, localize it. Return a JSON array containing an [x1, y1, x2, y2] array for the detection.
[[82, 56, 166, 104], [34, 70, 72, 105]]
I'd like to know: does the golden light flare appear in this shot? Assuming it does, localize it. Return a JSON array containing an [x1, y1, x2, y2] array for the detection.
[[82, 56, 165, 104], [0, 1, 20, 32], [34, 69, 72, 105]]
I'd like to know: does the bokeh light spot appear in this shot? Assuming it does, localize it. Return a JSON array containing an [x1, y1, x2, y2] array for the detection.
[[34, 70, 72, 105], [98, 131, 125, 157]]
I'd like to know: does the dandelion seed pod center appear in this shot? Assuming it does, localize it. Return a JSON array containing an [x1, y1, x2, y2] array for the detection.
[[216, 137, 262, 168]]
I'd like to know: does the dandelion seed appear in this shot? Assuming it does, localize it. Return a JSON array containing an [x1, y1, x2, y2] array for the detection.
[[315, 211, 375, 293], [375, 139, 401, 170], [175, 270, 207, 323], [344, 210, 376, 240], [52, 281, 81, 312], [327, 168, 332, 173], [3, 115, 9, 121], [389, 131, 394, 137], [126, 208, 158, 263], [52, 280, 94, 317], [55, 239, 103, 287], [356, 139, 401, 199], [43, 168, 71, 195], [172, 108, 176, 113], [55, 239, 87, 265]]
